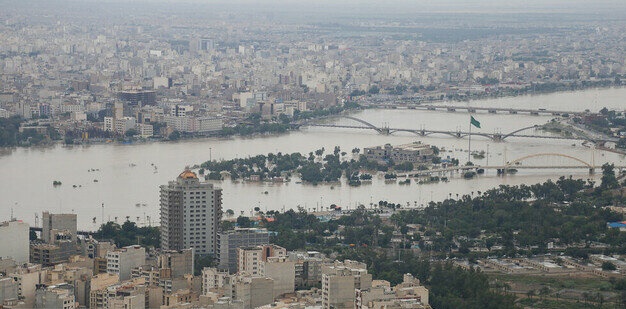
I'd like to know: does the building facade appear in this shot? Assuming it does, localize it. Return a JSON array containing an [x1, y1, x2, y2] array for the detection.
[[42, 212, 77, 243], [322, 260, 373, 309], [160, 169, 223, 255], [0, 220, 29, 264], [364, 142, 434, 165], [106, 245, 146, 281], [217, 228, 270, 273]]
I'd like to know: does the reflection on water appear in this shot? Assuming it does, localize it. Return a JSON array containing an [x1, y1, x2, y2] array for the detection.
[[1, 88, 625, 229]]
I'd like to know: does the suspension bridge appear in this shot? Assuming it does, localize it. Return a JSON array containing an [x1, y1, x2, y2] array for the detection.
[[298, 116, 617, 143]]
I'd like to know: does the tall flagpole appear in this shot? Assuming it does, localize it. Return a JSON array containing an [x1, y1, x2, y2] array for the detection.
[[468, 116, 472, 164]]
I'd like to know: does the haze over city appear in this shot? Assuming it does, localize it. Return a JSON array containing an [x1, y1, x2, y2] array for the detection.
[[1, 0, 626, 308]]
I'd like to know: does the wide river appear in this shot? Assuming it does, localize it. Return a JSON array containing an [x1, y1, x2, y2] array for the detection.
[[2, 88, 625, 230]]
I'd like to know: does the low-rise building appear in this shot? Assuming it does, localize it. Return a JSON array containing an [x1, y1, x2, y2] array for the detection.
[[158, 248, 194, 279], [364, 142, 434, 165], [34, 283, 76, 309], [106, 245, 146, 281], [0, 220, 29, 264]]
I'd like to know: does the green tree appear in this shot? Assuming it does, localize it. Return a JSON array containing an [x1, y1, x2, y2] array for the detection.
[[601, 163, 619, 190], [602, 261, 617, 271], [125, 129, 138, 137], [237, 216, 252, 228], [194, 255, 215, 275]]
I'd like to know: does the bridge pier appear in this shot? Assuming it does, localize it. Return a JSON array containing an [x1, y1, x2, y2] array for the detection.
[[589, 168, 595, 175]]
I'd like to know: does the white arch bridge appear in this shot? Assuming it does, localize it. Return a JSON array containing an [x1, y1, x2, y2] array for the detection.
[[298, 116, 617, 144], [396, 153, 625, 176]]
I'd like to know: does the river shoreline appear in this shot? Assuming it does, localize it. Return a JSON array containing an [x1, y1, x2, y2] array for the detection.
[[2, 85, 625, 150]]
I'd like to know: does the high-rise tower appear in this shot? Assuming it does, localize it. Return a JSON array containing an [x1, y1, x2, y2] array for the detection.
[[160, 169, 222, 255]]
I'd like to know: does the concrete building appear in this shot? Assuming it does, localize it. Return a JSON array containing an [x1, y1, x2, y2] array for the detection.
[[12, 265, 49, 308], [217, 228, 270, 273], [118, 90, 156, 106], [158, 248, 195, 278], [106, 245, 146, 281], [130, 265, 161, 287], [0, 220, 29, 264], [264, 256, 295, 298], [237, 247, 263, 276], [42, 212, 77, 244], [137, 123, 153, 138], [288, 251, 330, 289], [322, 260, 372, 309], [34, 283, 76, 309], [234, 276, 274, 309], [89, 276, 145, 309], [237, 244, 286, 276], [356, 274, 430, 309], [0, 277, 19, 305], [87, 273, 120, 309], [114, 116, 137, 135], [170, 105, 194, 117], [30, 240, 80, 267], [164, 115, 223, 133], [202, 267, 233, 297], [160, 169, 222, 255], [103, 116, 114, 132], [364, 142, 434, 165], [162, 288, 196, 308]]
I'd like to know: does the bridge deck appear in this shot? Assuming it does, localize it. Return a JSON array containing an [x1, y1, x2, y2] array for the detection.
[[374, 104, 593, 116], [304, 123, 615, 142]]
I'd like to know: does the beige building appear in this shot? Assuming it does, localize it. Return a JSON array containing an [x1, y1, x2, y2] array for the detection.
[[106, 245, 146, 281], [34, 283, 76, 309], [0, 277, 19, 305], [264, 256, 295, 298], [160, 169, 223, 255], [42, 212, 77, 243], [11, 264, 48, 307], [322, 260, 372, 309], [234, 276, 274, 309], [237, 244, 286, 276], [202, 267, 233, 297], [364, 142, 434, 165], [0, 220, 29, 264], [158, 248, 194, 279], [356, 274, 430, 309], [88, 273, 120, 309]]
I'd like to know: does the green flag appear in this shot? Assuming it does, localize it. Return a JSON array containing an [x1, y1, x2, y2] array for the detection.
[[470, 116, 481, 128]]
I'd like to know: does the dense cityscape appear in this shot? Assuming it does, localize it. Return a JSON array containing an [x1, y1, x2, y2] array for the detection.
[[2, 1, 626, 308]]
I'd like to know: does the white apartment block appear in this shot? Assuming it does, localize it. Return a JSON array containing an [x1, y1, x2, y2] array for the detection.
[[0, 220, 29, 264], [137, 123, 153, 138], [103, 117, 114, 132], [114, 117, 137, 135], [106, 245, 146, 281]]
